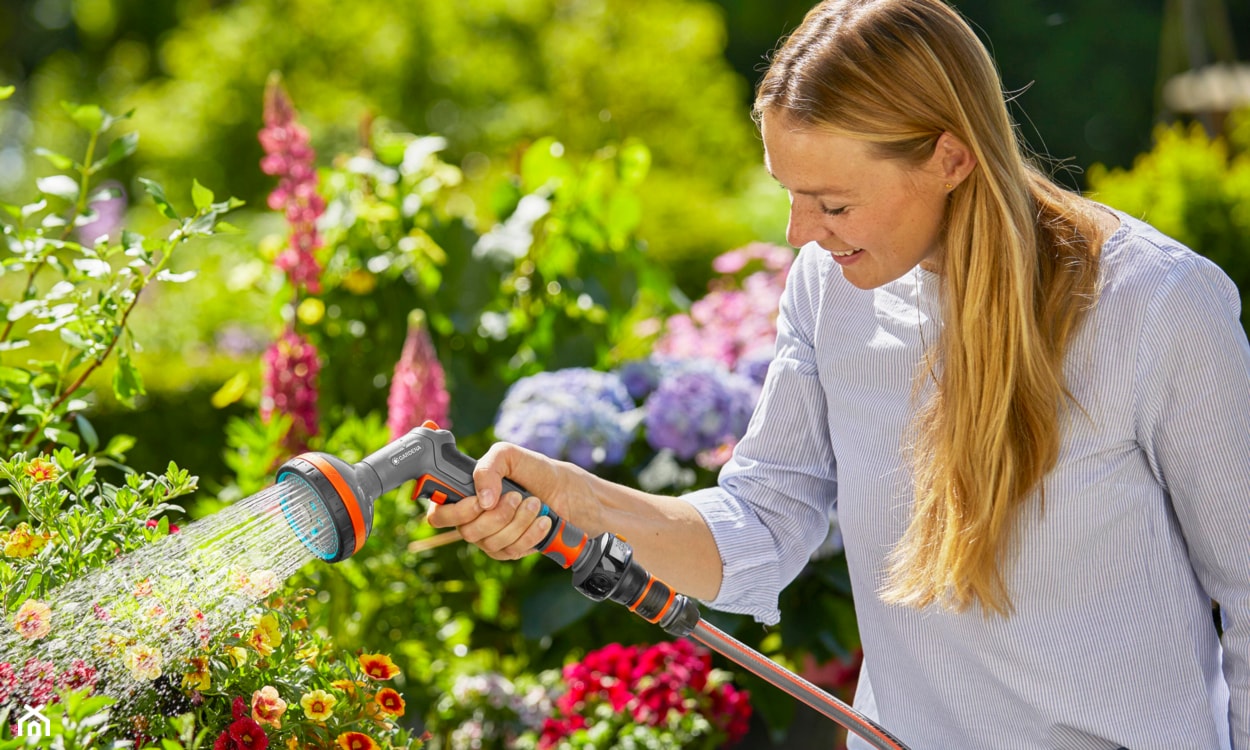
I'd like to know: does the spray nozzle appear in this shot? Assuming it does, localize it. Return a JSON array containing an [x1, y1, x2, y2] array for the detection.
[[274, 424, 701, 636]]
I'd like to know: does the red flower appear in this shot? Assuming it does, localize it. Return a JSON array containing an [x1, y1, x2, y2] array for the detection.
[[213, 698, 269, 750]]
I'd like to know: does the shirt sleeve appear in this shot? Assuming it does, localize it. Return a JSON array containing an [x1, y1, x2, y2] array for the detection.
[[1134, 256, 1250, 749], [683, 245, 839, 625]]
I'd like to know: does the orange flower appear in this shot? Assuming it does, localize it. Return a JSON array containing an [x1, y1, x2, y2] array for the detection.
[[13, 599, 52, 640], [330, 679, 357, 699], [300, 689, 337, 721], [357, 653, 399, 680], [374, 687, 405, 717], [335, 732, 378, 750], [25, 457, 58, 483], [252, 685, 288, 728]]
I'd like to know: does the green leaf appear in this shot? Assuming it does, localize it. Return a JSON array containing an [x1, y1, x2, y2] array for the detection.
[[76, 414, 100, 453], [63, 102, 105, 133], [34, 147, 75, 170], [0, 85, 14, 101], [111, 351, 145, 407], [191, 179, 214, 212], [95, 131, 139, 170], [618, 139, 651, 185], [103, 433, 136, 459], [137, 177, 179, 220], [521, 137, 574, 193]]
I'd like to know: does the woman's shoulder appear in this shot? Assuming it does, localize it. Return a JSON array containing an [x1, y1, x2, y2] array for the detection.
[[1097, 209, 1241, 318]]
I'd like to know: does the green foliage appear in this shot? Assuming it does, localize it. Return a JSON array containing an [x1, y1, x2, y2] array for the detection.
[[0, 689, 119, 749], [1088, 110, 1250, 330], [0, 451, 193, 608], [0, 94, 241, 460]]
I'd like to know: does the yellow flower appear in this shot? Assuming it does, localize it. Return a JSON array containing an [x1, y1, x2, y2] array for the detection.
[[252, 685, 287, 728], [25, 457, 58, 483], [375, 687, 405, 717], [94, 631, 128, 658], [123, 644, 163, 681], [227, 646, 249, 667], [13, 599, 52, 640], [357, 653, 400, 680], [295, 642, 320, 666], [335, 732, 378, 750], [300, 689, 337, 721], [183, 656, 210, 691], [247, 613, 283, 656], [2, 523, 50, 558]]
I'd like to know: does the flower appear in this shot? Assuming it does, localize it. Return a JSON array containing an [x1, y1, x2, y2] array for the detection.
[[358, 653, 400, 681], [58, 659, 99, 692], [259, 73, 324, 294], [643, 360, 758, 460], [123, 644, 163, 681], [654, 243, 792, 370], [247, 614, 283, 656], [300, 689, 337, 720], [252, 686, 287, 728], [2, 522, 50, 558], [335, 732, 378, 750], [184, 656, 211, 691], [375, 687, 405, 717], [330, 679, 358, 699], [13, 599, 52, 640], [494, 369, 637, 469], [133, 577, 153, 597], [25, 457, 58, 482], [387, 309, 451, 440], [261, 327, 322, 453], [213, 697, 270, 750]]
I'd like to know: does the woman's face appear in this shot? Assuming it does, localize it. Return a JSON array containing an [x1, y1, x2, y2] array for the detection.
[[762, 113, 956, 290]]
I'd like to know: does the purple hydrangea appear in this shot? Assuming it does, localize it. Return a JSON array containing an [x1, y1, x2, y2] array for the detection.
[[617, 359, 664, 401], [494, 369, 637, 469], [643, 360, 758, 460]]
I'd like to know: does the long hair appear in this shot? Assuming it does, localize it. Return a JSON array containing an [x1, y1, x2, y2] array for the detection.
[[755, 0, 1106, 615]]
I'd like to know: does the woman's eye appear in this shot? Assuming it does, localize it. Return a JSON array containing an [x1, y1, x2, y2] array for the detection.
[[821, 205, 847, 217]]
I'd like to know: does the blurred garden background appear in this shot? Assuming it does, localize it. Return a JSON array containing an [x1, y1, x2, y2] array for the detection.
[[1, 0, 1249, 748]]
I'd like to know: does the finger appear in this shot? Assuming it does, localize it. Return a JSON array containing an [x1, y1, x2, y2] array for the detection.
[[460, 491, 537, 558], [425, 495, 485, 529], [473, 442, 535, 510], [497, 510, 554, 560]]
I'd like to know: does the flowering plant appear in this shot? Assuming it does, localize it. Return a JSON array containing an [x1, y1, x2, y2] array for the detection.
[[426, 641, 750, 750]]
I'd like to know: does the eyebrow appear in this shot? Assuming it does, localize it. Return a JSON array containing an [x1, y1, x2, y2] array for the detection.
[[767, 170, 854, 198]]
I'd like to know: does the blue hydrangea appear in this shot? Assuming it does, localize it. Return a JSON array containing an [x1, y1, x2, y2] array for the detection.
[[494, 369, 637, 468], [617, 358, 664, 401], [643, 360, 759, 460]]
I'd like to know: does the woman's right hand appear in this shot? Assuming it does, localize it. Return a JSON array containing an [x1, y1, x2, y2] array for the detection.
[[426, 442, 601, 561]]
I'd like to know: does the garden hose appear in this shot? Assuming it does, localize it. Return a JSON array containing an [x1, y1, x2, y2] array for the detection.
[[272, 423, 911, 750]]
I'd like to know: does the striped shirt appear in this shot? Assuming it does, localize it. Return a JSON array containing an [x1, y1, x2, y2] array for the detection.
[[683, 211, 1250, 749]]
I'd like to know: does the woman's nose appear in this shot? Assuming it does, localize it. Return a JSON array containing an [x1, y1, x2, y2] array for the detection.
[[786, 198, 825, 249]]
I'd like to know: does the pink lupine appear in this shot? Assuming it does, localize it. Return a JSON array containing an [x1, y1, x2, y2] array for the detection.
[[261, 327, 321, 453], [387, 310, 450, 439], [259, 74, 324, 294]]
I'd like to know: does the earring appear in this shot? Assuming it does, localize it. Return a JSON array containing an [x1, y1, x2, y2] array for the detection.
[[944, 182, 953, 191]]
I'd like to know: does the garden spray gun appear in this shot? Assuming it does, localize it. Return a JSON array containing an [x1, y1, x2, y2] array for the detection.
[[273, 423, 912, 750]]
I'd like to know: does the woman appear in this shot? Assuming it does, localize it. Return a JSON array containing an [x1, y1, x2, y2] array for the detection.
[[429, 1, 1250, 747]]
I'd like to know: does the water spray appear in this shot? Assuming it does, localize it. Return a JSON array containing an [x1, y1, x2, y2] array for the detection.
[[275, 423, 912, 750]]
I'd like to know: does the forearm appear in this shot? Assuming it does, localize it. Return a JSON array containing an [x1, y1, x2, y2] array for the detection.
[[574, 471, 724, 601]]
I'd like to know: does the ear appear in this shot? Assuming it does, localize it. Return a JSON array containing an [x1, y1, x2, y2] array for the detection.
[[932, 132, 977, 188]]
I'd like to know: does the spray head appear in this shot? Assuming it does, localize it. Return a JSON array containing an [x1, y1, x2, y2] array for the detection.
[[276, 452, 382, 563]]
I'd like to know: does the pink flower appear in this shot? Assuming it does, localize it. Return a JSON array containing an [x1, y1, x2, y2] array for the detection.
[[386, 309, 451, 440], [251, 686, 287, 728], [260, 327, 321, 453], [259, 74, 324, 294]]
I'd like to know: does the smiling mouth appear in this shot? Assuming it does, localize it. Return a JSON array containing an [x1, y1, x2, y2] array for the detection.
[[831, 248, 863, 257]]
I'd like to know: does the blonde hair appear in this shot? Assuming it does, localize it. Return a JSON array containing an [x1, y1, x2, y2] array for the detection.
[[755, 0, 1105, 615]]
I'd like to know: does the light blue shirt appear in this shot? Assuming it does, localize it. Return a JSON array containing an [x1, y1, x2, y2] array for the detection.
[[684, 212, 1250, 749]]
